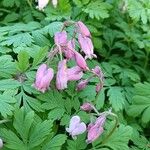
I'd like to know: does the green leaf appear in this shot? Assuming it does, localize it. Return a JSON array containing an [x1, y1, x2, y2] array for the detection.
[[102, 124, 132, 150], [0, 128, 26, 150], [82, 0, 111, 20], [1, 33, 33, 47], [0, 94, 16, 118], [45, 0, 71, 21], [0, 79, 20, 91], [32, 47, 48, 67], [16, 51, 30, 72], [13, 108, 34, 144], [42, 134, 67, 150], [107, 87, 125, 112], [29, 120, 53, 149], [128, 82, 150, 123]]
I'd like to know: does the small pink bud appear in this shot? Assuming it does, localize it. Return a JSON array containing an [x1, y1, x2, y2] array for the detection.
[[54, 31, 67, 46], [80, 103, 93, 112], [78, 34, 96, 59], [92, 66, 104, 81], [34, 64, 54, 93], [95, 83, 103, 93], [74, 51, 89, 71], [67, 66, 83, 81], [76, 79, 88, 91], [0, 138, 3, 149], [37, 0, 49, 10], [77, 21, 91, 37], [56, 59, 68, 90], [95, 115, 106, 127], [66, 116, 86, 139]]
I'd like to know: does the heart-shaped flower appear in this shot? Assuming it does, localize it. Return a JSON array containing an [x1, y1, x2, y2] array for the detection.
[[66, 116, 86, 139]]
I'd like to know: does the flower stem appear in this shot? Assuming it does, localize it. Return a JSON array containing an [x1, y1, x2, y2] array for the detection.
[[101, 114, 118, 144], [0, 119, 10, 124]]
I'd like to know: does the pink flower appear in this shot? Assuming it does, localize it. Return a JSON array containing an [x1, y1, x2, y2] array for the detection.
[[86, 124, 104, 143], [77, 21, 91, 37], [34, 64, 54, 93], [86, 114, 106, 143], [92, 66, 104, 81], [54, 31, 67, 46], [67, 66, 83, 81], [66, 116, 86, 139], [78, 34, 96, 59], [0, 138, 3, 149], [56, 59, 68, 90], [74, 51, 89, 71], [95, 83, 103, 93], [76, 79, 88, 91], [37, 0, 49, 10], [80, 103, 93, 112], [62, 40, 75, 59]]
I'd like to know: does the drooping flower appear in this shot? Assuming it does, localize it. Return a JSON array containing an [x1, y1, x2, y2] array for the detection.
[[62, 40, 75, 59], [66, 116, 86, 139], [0, 138, 3, 149], [37, 0, 49, 10], [54, 31, 67, 46], [33, 64, 54, 93], [80, 102, 93, 112], [86, 114, 106, 143], [76, 79, 88, 91], [56, 59, 68, 90], [78, 34, 96, 59], [77, 21, 91, 37], [52, 0, 58, 8], [67, 66, 83, 81], [74, 51, 89, 71], [95, 83, 103, 93], [86, 123, 104, 143]]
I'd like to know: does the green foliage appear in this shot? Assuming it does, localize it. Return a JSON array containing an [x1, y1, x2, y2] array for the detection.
[[0, 0, 150, 149], [128, 82, 150, 123]]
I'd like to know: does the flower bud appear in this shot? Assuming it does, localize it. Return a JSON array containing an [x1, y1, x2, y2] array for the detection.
[[67, 66, 83, 81], [77, 21, 91, 37], [95, 83, 103, 93], [92, 66, 104, 81], [34, 64, 54, 93], [54, 31, 67, 46], [76, 79, 88, 91], [80, 103, 93, 112]]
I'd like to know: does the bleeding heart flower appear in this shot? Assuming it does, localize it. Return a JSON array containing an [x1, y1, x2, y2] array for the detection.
[[54, 31, 67, 46], [56, 59, 68, 90], [33, 64, 54, 93], [66, 116, 86, 139], [92, 66, 104, 81], [37, 0, 49, 10], [78, 34, 96, 59], [77, 21, 91, 37], [76, 79, 88, 91], [67, 66, 83, 81], [74, 51, 89, 71], [86, 114, 106, 143]]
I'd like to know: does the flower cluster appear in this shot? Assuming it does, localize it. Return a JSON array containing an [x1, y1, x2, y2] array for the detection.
[[66, 103, 115, 143], [33, 21, 103, 93]]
